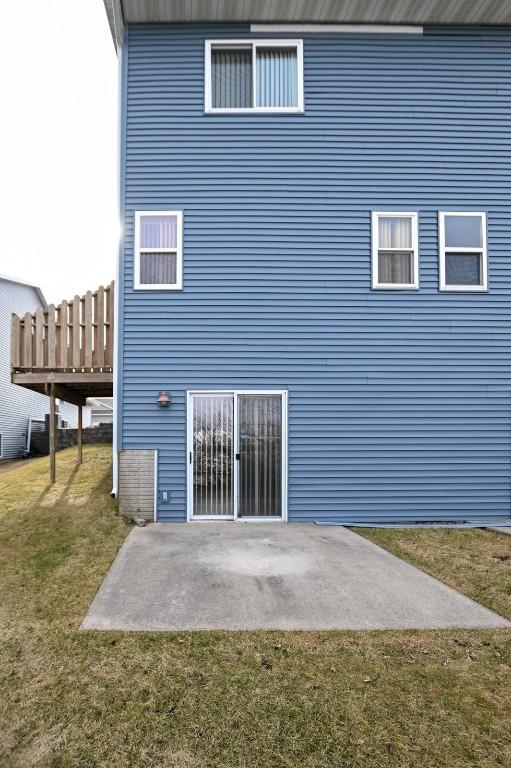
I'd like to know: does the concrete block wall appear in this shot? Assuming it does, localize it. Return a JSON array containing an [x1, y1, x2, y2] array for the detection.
[[30, 416, 113, 456], [118, 449, 155, 521]]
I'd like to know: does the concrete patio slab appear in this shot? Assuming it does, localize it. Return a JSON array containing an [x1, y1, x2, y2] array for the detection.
[[81, 523, 510, 631], [488, 527, 511, 536]]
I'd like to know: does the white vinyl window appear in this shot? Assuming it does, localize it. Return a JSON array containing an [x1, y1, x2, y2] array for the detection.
[[371, 212, 419, 289], [205, 39, 304, 113], [439, 212, 487, 291], [134, 211, 183, 290]]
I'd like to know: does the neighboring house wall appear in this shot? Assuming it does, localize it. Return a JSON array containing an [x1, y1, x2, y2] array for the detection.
[[119, 24, 511, 524], [91, 411, 113, 426], [0, 279, 49, 460], [57, 401, 86, 428], [88, 398, 113, 426]]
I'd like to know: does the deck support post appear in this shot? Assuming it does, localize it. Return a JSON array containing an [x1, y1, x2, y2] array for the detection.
[[77, 405, 83, 465], [49, 383, 56, 484]]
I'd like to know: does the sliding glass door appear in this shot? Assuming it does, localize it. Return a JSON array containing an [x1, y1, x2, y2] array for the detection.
[[189, 391, 285, 519]]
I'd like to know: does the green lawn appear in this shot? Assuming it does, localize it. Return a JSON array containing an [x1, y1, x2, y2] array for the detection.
[[1, 446, 510, 768]]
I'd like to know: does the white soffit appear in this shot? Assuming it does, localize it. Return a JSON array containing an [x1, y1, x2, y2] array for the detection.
[[103, 1, 511, 50]]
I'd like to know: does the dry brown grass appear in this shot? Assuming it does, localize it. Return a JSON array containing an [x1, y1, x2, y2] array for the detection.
[[359, 527, 511, 620], [1, 446, 510, 767]]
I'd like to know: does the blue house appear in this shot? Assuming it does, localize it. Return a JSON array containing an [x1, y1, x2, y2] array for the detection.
[[104, 1, 511, 526]]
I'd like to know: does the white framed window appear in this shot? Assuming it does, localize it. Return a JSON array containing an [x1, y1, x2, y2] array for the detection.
[[205, 39, 304, 114], [439, 212, 487, 291], [134, 211, 183, 290], [371, 212, 419, 290]]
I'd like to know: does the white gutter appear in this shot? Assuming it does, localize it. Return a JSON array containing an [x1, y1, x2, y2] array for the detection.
[[111, 38, 124, 498]]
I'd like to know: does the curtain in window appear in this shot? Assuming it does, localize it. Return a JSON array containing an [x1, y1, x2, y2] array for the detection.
[[378, 216, 413, 284], [211, 48, 252, 109], [378, 217, 412, 249], [140, 215, 177, 249], [378, 252, 412, 284], [238, 395, 282, 517], [140, 253, 177, 285], [256, 47, 298, 108]]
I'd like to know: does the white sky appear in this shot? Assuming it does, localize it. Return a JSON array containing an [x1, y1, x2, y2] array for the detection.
[[0, 0, 118, 305]]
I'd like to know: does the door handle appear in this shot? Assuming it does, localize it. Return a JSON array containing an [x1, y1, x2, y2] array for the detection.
[[235, 453, 240, 461]]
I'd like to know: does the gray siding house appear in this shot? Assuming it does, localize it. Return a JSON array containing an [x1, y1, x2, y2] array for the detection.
[[0, 275, 49, 460], [0, 275, 82, 459]]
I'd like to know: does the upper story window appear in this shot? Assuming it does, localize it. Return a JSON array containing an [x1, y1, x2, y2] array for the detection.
[[205, 40, 304, 114], [134, 211, 183, 290], [439, 212, 487, 291], [371, 212, 418, 290]]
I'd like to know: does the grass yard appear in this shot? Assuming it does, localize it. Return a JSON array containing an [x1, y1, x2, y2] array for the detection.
[[0, 445, 510, 768], [359, 527, 511, 621]]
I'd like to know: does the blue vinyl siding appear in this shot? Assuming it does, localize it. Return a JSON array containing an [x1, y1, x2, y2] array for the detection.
[[120, 23, 511, 524]]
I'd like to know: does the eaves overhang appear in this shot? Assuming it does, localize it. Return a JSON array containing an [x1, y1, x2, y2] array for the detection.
[[103, 1, 511, 51]]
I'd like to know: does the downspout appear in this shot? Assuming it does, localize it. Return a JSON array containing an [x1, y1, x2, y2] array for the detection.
[[112, 26, 127, 497]]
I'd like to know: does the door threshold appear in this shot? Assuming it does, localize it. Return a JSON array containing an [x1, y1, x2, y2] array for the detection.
[[235, 517, 285, 523]]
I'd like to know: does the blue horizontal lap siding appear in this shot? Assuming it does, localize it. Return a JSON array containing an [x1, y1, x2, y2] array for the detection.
[[121, 23, 511, 523]]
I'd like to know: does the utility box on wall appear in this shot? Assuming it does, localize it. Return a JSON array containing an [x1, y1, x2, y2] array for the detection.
[[118, 449, 155, 521]]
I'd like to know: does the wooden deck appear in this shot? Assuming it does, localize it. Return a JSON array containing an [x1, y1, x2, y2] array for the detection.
[[11, 282, 114, 403], [11, 283, 114, 481]]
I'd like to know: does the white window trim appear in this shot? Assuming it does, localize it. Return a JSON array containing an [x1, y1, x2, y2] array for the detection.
[[438, 211, 488, 292], [0, 433, 3, 459], [204, 39, 304, 114], [371, 211, 419, 290], [134, 210, 183, 290]]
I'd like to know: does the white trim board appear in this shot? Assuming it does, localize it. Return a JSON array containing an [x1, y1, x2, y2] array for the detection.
[[186, 389, 288, 522], [250, 24, 423, 34], [153, 450, 158, 523]]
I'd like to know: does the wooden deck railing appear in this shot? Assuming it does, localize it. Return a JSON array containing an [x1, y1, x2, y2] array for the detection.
[[11, 282, 114, 372]]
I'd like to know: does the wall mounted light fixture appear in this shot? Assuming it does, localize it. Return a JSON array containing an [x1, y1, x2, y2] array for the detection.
[[157, 391, 171, 407]]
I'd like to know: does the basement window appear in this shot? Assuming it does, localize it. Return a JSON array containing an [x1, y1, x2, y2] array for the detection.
[[439, 212, 487, 291], [134, 211, 183, 290], [371, 212, 419, 290], [205, 40, 304, 113]]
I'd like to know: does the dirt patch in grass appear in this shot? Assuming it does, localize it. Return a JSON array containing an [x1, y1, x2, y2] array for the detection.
[[1, 448, 510, 768], [358, 527, 511, 621]]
